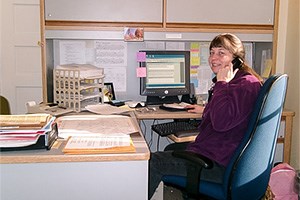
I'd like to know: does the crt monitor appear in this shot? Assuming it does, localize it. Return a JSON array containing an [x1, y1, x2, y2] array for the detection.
[[139, 50, 190, 105]]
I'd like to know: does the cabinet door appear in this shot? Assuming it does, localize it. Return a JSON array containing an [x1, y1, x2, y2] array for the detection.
[[166, 0, 275, 25], [45, 0, 163, 23]]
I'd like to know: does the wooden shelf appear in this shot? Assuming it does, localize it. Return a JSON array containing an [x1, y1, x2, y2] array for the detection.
[[45, 20, 274, 35]]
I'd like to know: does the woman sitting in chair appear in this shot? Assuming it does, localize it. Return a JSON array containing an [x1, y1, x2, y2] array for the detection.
[[148, 33, 263, 199]]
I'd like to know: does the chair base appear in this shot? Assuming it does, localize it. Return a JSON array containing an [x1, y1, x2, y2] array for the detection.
[[164, 185, 214, 200]]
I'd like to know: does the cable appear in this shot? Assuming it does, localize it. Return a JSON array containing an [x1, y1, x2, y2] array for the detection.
[[157, 135, 160, 151]]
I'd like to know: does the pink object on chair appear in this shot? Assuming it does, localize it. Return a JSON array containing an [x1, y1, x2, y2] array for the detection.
[[269, 163, 298, 200]]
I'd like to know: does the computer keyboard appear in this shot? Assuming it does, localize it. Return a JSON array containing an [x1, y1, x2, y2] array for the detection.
[[152, 120, 200, 137]]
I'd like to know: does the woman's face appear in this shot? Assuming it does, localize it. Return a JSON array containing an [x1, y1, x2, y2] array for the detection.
[[209, 47, 234, 74]]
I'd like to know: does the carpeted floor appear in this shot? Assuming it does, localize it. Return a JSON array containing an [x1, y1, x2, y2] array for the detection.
[[164, 185, 185, 200]]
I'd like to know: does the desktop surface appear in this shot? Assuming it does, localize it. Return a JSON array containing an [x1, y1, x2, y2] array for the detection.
[[134, 105, 202, 120]]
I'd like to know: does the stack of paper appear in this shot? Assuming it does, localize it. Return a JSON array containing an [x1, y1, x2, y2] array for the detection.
[[85, 104, 132, 115], [57, 114, 138, 139], [57, 114, 138, 154], [0, 114, 57, 150], [63, 134, 135, 154], [55, 64, 104, 79], [0, 113, 52, 130]]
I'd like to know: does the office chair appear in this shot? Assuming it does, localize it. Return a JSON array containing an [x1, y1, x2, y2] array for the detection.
[[162, 74, 288, 200], [0, 95, 11, 115]]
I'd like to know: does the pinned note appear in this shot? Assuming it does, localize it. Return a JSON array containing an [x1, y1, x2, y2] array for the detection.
[[190, 42, 200, 50], [136, 67, 146, 77], [136, 52, 146, 62], [262, 59, 273, 78]]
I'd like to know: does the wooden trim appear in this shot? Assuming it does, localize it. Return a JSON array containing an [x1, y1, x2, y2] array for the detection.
[[161, 27, 273, 34], [45, 20, 274, 34], [45, 20, 163, 29], [40, 0, 47, 103], [166, 23, 274, 31], [45, 26, 274, 35], [163, 0, 167, 29], [282, 114, 294, 163], [272, 0, 280, 74], [168, 134, 196, 143]]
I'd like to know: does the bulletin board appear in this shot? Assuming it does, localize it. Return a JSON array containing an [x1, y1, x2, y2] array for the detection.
[[46, 38, 263, 103]]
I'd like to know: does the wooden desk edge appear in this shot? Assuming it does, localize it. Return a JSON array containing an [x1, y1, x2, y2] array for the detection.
[[134, 106, 202, 120], [168, 134, 197, 143], [0, 113, 150, 164]]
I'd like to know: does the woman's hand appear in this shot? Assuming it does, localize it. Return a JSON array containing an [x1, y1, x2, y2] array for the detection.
[[216, 64, 239, 83], [185, 104, 204, 113]]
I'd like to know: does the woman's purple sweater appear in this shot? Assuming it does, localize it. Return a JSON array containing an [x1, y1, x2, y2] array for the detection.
[[187, 71, 262, 166]]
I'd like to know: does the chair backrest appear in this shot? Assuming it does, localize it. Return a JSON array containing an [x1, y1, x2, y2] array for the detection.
[[0, 95, 11, 115], [223, 74, 288, 200]]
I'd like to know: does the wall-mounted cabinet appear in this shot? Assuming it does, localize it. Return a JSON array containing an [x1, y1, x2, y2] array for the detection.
[[44, 0, 276, 32], [45, 0, 163, 28], [166, 0, 275, 25]]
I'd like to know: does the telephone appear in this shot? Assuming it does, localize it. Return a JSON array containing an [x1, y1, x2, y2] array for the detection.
[[212, 57, 244, 83]]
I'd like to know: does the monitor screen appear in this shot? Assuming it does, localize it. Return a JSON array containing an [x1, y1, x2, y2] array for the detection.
[[139, 50, 190, 105]]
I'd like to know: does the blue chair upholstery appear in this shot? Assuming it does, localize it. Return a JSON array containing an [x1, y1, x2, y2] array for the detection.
[[162, 74, 288, 200]]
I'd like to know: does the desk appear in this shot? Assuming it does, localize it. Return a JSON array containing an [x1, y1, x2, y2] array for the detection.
[[135, 107, 295, 164], [0, 113, 150, 200]]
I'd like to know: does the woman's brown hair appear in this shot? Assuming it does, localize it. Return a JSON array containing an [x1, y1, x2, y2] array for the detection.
[[210, 33, 263, 82]]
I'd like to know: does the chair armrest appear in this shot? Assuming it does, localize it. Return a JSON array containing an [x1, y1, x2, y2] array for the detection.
[[172, 150, 213, 169]]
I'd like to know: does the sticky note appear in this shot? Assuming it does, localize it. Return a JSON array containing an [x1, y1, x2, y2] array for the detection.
[[191, 57, 200, 66], [190, 42, 200, 50], [137, 52, 146, 62], [136, 67, 146, 77]]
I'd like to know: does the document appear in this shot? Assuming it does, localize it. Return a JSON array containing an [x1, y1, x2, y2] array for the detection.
[[85, 104, 131, 115], [0, 134, 40, 148], [162, 102, 191, 110], [62, 134, 135, 154], [59, 40, 86, 65], [57, 115, 138, 139], [64, 134, 131, 149]]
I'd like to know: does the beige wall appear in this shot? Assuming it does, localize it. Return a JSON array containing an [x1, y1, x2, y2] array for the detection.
[[277, 0, 300, 169], [0, 1, 2, 94]]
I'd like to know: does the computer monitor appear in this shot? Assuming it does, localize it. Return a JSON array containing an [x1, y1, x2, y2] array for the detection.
[[139, 50, 190, 105]]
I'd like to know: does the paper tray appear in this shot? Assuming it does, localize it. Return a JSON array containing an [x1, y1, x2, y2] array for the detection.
[[0, 123, 58, 151]]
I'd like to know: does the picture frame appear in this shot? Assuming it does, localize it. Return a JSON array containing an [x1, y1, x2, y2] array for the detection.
[[103, 82, 116, 102], [124, 27, 144, 42]]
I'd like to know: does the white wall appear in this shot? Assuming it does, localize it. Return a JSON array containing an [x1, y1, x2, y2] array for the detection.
[[285, 0, 299, 170], [277, 0, 300, 170], [0, 1, 2, 94]]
